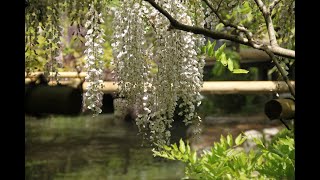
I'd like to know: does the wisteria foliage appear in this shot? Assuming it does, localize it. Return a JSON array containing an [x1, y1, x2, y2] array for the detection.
[[25, 0, 108, 115], [111, 0, 205, 145]]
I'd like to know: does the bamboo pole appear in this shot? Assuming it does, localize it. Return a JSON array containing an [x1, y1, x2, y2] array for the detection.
[[201, 81, 294, 94], [25, 72, 87, 78], [25, 80, 294, 94], [264, 98, 295, 120]]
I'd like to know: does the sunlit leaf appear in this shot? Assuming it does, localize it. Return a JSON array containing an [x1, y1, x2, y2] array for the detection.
[[227, 58, 234, 71], [232, 69, 249, 74], [179, 139, 186, 154]]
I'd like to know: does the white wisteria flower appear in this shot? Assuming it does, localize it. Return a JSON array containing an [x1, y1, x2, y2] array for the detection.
[[83, 2, 106, 116], [112, 0, 205, 145]]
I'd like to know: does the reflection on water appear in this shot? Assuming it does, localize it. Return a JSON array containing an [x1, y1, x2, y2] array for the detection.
[[25, 115, 185, 180]]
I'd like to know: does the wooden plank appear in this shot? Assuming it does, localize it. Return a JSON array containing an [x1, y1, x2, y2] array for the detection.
[[25, 80, 294, 94]]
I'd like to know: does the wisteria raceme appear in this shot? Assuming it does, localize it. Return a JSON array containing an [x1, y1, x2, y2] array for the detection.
[[111, 0, 153, 132], [83, 2, 106, 116], [25, 0, 43, 74], [42, 4, 64, 82], [111, 0, 150, 102], [205, 8, 217, 30], [112, 0, 205, 146]]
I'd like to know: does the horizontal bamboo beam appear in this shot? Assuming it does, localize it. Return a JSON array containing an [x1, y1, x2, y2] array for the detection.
[[25, 79, 294, 94], [25, 72, 87, 78], [201, 81, 294, 94]]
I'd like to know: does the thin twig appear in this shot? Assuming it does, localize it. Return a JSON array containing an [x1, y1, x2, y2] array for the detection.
[[253, 0, 278, 46], [269, 0, 281, 12], [216, 0, 223, 12], [280, 119, 291, 130], [202, 0, 254, 44], [265, 49, 295, 97]]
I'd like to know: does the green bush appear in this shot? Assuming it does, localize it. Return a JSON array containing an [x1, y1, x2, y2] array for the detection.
[[153, 129, 294, 180]]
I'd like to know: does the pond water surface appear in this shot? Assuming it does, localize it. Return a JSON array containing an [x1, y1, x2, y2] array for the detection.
[[25, 115, 185, 180]]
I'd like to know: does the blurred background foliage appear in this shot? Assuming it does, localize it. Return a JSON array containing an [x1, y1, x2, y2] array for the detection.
[[25, 0, 119, 73]]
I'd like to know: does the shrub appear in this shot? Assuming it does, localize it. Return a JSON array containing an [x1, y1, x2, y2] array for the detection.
[[153, 129, 294, 179]]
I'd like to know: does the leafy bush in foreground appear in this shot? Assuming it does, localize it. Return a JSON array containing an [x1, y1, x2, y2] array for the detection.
[[153, 129, 294, 180]]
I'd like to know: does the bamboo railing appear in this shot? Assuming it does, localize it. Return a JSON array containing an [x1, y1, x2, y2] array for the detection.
[[25, 72, 294, 94]]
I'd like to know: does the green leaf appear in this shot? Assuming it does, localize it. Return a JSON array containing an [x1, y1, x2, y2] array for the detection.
[[211, 40, 217, 50], [179, 139, 186, 154], [207, 40, 216, 57], [220, 135, 226, 145], [235, 134, 247, 146], [253, 138, 265, 149], [226, 149, 237, 157], [201, 46, 206, 54], [232, 69, 249, 74], [208, 44, 214, 57], [227, 58, 234, 71], [163, 145, 172, 151], [172, 143, 179, 152], [186, 142, 191, 154], [220, 53, 227, 66], [225, 14, 232, 20], [235, 134, 242, 146], [240, 1, 251, 14], [226, 134, 233, 147], [215, 23, 224, 31], [215, 43, 226, 58], [191, 151, 197, 164]]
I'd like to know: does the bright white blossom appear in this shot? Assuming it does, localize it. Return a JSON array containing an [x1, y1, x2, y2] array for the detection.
[[83, 2, 105, 116], [112, 0, 205, 145]]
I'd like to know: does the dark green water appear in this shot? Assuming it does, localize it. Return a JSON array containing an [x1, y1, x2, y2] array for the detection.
[[25, 115, 185, 180]]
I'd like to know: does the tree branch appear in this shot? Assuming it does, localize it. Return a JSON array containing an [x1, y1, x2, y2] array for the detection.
[[144, 0, 295, 97], [253, 0, 278, 46], [216, 0, 223, 12], [264, 49, 295, 97], [144, 0, 294, 59], [269, 0, 281, 12], [254, 0, 267, 13]]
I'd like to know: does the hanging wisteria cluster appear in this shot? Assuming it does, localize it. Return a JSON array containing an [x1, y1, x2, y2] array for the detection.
[[42, 4, 63, 82], [83, 2, 106, 116], [112, 0, 205, 145], [25, 1, 63, 79], [111, 1, 151, 106], [25, 14, 40, 74]]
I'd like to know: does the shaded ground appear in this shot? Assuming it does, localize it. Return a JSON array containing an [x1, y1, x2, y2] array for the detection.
[[25, 115, 184, 180]]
